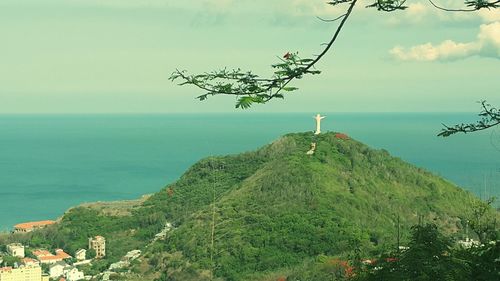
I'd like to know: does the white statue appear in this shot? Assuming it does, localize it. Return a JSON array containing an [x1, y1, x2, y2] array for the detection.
[[314, 114, 326, 135]]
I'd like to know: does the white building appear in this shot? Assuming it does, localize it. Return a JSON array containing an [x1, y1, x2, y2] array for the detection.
[[6, 243, 25, 258], [0, 264, 42, 281], [64, 267, 84, 281], [123, 250, 141, 262], [458, 238, 481, 249], [75, 249, 86, 261], [49, 261, 67, 279]]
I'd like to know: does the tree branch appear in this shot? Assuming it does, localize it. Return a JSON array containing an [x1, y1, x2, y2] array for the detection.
[[171, 0, 497, 109], [170, 0, 359, 109], [438, 101, 500, 137]]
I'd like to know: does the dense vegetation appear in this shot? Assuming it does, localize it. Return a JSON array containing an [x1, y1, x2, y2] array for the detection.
[[1, 132, 497, 280], [139, 132, 496, 280]]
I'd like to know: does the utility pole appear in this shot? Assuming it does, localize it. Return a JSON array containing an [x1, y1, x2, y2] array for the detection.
[[210, 162, 217, 281], [396, 213, 400, 253]]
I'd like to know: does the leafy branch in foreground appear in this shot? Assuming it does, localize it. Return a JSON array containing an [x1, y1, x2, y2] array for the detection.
[[170, 52, 320, 109], [438, 101, 500, 137], [170, 0, 496, 108], [170, 0, 360, 109]]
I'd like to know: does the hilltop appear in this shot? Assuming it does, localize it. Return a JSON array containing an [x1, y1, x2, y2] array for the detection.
[[1, 132, 494, 281], [137, 132, 485, 280]]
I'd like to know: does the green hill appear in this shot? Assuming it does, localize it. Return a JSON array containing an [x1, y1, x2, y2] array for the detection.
[[139, 132, 485, 280], [2, 132, 494, 281]]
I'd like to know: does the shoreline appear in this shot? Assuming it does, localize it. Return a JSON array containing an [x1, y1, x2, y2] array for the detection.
[[0, 194, 153, 236]]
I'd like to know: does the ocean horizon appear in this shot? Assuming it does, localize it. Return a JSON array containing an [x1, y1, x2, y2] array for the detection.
[[1, 113, 499, 231]]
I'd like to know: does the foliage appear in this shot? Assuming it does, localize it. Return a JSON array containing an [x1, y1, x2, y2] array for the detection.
[[455, 241, 500, 281], [359, 223, 498, 281], [1, 132, 497, 280], [142, 132, 492, 280], [169, 0, 357, 109], [439, 101, 500, 136], [1, 255, 21, 267], [171, 1, 497, 108], [463, 197, 499, 243], [87, 248, 97, 259]]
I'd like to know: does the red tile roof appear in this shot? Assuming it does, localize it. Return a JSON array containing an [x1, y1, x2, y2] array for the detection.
[[14, 220, 55, 230], [33, 250, 52, 257], [22, 258, 39, 265], [0, 267, 13, 272], [33, 249, 72, 262]]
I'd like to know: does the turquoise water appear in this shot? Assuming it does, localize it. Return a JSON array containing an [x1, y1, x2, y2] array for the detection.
[[1, 113, 499, 231]]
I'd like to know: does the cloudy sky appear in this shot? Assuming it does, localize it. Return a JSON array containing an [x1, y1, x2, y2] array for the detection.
[[0, 0, 498, 113]]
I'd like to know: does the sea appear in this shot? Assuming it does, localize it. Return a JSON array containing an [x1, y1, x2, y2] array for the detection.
[[1, 113, 499, 231]]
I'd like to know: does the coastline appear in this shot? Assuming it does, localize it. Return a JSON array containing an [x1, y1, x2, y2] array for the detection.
[[1, 194, 154, 236]]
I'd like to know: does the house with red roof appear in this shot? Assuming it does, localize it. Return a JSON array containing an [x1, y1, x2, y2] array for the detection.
[[32, 249, 72, 264], [13, 220, 55, 233]]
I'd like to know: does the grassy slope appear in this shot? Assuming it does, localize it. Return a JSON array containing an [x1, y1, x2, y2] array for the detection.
[[141, 132, 482, 280]]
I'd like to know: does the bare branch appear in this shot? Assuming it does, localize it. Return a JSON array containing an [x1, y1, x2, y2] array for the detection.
[[428, 0, 500, 12], [316, 14, 347, 22]]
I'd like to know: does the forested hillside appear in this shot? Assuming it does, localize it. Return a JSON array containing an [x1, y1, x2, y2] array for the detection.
[[2, 132, 496, 281], [138, 132, 490, 280]]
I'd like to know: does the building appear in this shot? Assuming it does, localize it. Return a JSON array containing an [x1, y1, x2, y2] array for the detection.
[[88, 236, 106, 258], [6, 244, 24, 258], [458, 238, 481, 249], [49, 262, 67, 279], [13, 221, 55, 233], [64, 267, 84, 281], [21, 258, 39, 266], [74, 249, 86, 261], [123, 250, 141, 262], [0, 265, 42, 281], [32, 249, 71, 265]]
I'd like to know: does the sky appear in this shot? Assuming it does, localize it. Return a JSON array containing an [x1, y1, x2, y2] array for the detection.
[[0, 0, 499, 113]]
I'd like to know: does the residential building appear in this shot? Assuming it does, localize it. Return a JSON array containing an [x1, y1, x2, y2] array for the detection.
[[13, 221, 55, 233], [49, 262, 67, 279], [458, 237, 481, 248], [21, 258, 39, 266], [74, 249, 86, 261], [64, 267, 84, 281], [88, 236, 106, 258], [32, 249, 71, 265], [6, 244, 24, 258], [0, 265, 42, 281]]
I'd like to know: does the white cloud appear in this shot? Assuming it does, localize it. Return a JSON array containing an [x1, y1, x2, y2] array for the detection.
[[390, 21, 500, 61], [477, 8, 500, 22], [478, 21, 500, 57]]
